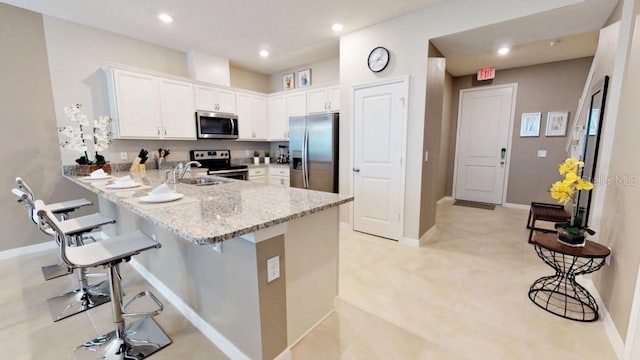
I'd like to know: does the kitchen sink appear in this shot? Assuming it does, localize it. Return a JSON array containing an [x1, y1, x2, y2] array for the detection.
[[179, 176, 230, 186]]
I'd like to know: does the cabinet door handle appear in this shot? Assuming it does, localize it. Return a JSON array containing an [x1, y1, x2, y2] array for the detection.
[[353, 167, 360, 173]]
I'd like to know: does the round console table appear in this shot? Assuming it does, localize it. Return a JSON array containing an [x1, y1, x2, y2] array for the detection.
[[529, 233, 611, 322]]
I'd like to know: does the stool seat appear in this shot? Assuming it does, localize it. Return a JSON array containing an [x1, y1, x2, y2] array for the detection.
[[66, 230, 158, 267], [46, 198, 93, 214], [57, 213, 115, 236]]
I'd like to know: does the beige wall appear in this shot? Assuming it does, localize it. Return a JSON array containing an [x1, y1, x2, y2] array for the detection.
[[0, 4, 98, 251], [420, 58, 446, 235], [448, 57, 593, 205], [339, 0, 587, 240], [268, 57, 339, 93], [230, 65, 270, 93], [593, 10, 640, 343]]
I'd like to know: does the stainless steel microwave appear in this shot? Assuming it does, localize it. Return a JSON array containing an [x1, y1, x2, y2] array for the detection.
[[196, 111, 238, 139]]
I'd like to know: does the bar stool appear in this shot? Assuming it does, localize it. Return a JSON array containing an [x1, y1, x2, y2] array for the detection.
[[13, 189, 115, 321], [35, 200, 171, 359], [16, 177, 93, 280]]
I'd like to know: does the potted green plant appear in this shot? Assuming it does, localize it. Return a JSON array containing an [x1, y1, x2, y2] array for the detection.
[[549, 158, 595, 247], [264, 150, 270, 164], [253, 150, 260, 165]]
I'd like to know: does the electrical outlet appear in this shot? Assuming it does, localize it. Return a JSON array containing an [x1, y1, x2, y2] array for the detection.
[[120, 152, 128, 160], [245, 150, 250, 156], [267, 256, 280, 283], [424, 151, 429, 162], [537, 150, 547, 157]]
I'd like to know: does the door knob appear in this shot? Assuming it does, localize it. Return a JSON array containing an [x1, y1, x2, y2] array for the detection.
[[353, 168, 360, 173]]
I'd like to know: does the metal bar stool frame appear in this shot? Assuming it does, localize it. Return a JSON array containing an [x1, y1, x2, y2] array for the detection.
[[13, 189, 115, 322], [35, 200, 171, 360]]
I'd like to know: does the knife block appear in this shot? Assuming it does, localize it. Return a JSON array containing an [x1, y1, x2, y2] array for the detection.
[[129, 158, 146, 173]]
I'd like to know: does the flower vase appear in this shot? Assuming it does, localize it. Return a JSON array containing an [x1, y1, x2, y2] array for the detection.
[[75, 163, 111, 176], [254, 157, 260, 165], [556, 227, 586, 248], [265, 157, 270, 165]]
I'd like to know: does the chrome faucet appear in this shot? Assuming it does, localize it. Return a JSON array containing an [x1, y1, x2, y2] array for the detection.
[[175, 161, 202, 180], [166, 161, 202, 183]]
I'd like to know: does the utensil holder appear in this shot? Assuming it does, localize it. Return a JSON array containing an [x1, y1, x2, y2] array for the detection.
[[154, 158, 165, 170]]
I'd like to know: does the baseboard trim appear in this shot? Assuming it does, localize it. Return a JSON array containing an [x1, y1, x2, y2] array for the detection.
[[273, 348, 292, 360], [437, 196, 453, 205], [582, 277, 624, 359], [289, 308, 335, 349], [0, 241, 56, 261], [400, 225, 437, 248], [129, 259, 251, 360], [502, 202, 530, 210]]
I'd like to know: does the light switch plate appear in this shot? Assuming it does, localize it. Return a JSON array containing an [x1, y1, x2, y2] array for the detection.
[[267, 256, 280, 283], [424, 151, 429, 162], [120, 152, 128, 160], [537, 150, 547, 157]]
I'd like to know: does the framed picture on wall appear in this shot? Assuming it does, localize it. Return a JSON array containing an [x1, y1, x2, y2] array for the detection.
[[520, 112, 541, 137], [297, 69, 312, 88], [545, 111, 569, 137], [283, 73, 295, 90]]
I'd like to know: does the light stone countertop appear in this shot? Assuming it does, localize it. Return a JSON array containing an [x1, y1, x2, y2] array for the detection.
[[65, 170, 352, 245]]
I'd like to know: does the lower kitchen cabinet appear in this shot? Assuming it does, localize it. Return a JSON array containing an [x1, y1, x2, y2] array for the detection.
[[268, 166, 290, 187], [248, 167, 268, 184]]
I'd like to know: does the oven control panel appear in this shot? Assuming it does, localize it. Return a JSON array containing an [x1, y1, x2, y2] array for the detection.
[[190, 150, 230, 160]]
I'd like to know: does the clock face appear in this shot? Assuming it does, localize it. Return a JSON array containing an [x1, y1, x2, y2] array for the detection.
[[368, 47, 389, 72]]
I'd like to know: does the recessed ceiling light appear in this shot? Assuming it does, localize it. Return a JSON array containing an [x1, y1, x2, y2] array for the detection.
[[259, 50, 269, 58], [497, 46, 510, 55], [331, 23, 344, 32], [158, 13, 173, 24]]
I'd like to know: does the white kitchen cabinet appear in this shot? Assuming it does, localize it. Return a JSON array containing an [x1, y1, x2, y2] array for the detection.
[[307, 85, 340, 114], [195, 85, 236, 113], [105, 67, 196, 139], [248, 167, 268, 184], [287, 91, 307, 118], [268, 166, 290, 187], [268, 94, 287, 141], [237, 92, 268, 140]]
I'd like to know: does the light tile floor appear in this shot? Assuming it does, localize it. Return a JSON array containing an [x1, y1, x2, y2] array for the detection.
[[1, 201, 616, 359]]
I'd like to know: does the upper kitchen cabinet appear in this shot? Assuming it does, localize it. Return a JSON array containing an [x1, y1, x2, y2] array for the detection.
[[104, 66, 196, 140], [236, 91, 268, 141], [268, 94, 287, 141], [307, 86, 340, 114], [195, 85, 236, 114]]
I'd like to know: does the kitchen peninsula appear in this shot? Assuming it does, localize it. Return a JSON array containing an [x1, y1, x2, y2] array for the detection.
[[65, 169, 352, 360]]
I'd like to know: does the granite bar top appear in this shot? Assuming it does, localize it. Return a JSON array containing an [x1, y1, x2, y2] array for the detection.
[[64, 170, 353, 245]]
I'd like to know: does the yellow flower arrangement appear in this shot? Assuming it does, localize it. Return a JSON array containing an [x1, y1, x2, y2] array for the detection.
[[549, 158, 595, 243]]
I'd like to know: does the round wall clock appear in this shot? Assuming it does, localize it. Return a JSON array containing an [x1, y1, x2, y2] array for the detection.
[[368, 46, 390, 73]]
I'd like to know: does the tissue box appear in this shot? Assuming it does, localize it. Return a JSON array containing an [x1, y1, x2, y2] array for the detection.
[[75, 164, 111, 176]]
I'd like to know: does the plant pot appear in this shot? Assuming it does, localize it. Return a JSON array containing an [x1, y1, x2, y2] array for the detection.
[[75, 163, 111, 176], [265, 157, 270, 165], [253, 157, 260, 165], [556, 227, 586, 248]]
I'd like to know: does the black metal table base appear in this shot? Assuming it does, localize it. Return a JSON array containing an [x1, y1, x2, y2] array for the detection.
[[529, 242, 607, 322]]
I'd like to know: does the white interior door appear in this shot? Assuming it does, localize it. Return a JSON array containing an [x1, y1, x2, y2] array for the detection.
[[454, 85, 516, 204], [353, 79, 407, 241]]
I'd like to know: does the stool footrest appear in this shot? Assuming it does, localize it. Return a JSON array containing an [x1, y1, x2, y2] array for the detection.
[[122, 290, 164, 318], [47, 280, 111, 322]]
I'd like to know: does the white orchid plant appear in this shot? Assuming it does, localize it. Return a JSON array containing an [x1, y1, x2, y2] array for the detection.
[[58, 104, 112, 165]]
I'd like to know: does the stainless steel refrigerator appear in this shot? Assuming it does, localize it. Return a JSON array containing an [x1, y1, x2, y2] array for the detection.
[[289, 113, 339, 193]]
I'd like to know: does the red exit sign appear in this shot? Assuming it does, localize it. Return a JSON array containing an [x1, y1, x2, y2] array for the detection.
[[477, 67, 495, 81]]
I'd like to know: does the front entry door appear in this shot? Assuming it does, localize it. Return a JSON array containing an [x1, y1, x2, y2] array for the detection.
[[353, 78, 407, 241], [454, 85, 516, 204]]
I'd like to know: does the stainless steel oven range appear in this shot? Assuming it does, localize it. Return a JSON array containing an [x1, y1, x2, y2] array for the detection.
[[189, 149, 248, 180]]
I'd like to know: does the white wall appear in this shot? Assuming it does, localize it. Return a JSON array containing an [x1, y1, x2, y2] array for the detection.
[[267, 57, 339, 93], [339, 0, 588, 239]]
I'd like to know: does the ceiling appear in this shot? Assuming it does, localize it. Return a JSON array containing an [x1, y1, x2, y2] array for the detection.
[[1, 0, 619, 76], [432, 0, 619, 76], [0, 0, 442, 75]]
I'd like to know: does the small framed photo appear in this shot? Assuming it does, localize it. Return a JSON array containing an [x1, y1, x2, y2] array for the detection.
[[297, 69, 312, 88], [520, 112, 541, 137], [283, 73, 295, 91], [545, 111, 569, 137]]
